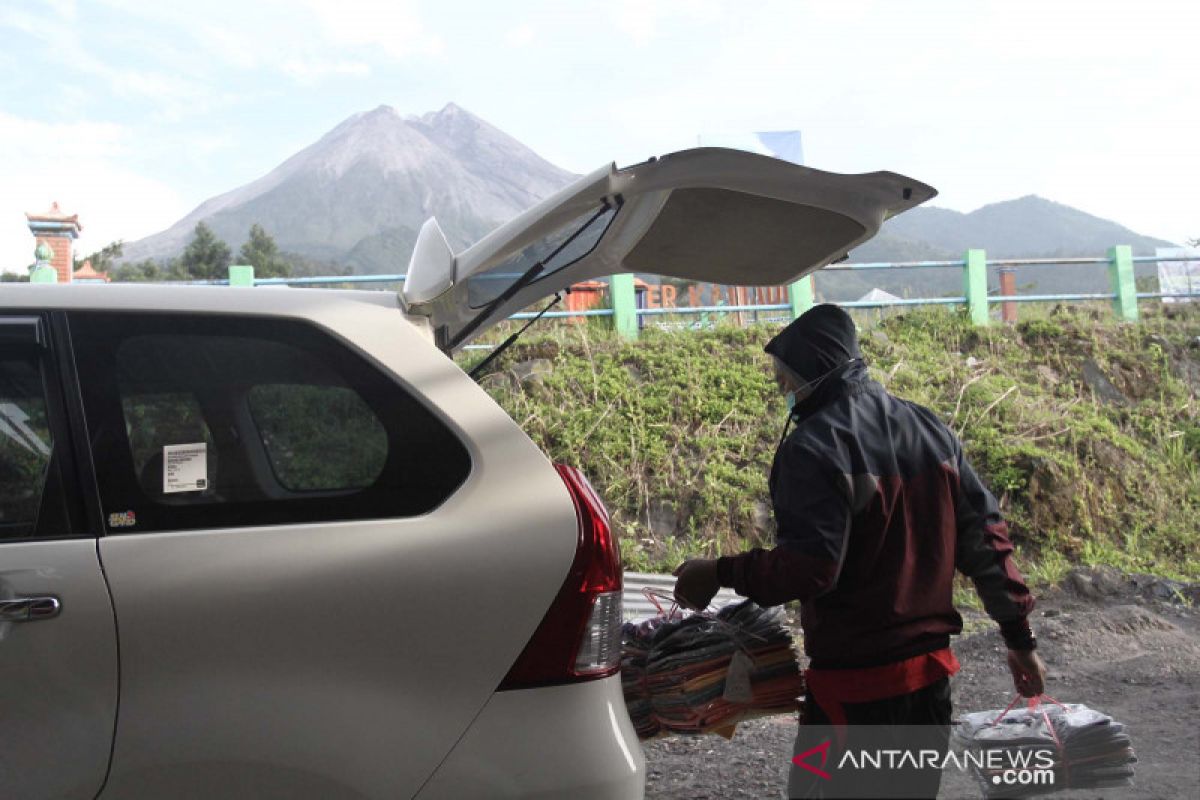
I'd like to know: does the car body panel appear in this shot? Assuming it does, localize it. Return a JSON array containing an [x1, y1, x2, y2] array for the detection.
[[3, 286, 595, 798], [0, 540, 119, 799], [414, 676, 644, 800]]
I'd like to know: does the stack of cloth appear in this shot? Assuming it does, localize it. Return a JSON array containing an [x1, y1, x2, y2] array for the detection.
[[954, 700, 1136, 797], [621, 599, 804, 740]]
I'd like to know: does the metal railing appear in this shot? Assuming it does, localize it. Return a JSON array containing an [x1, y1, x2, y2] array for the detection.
[[166, 246, 1197, 337]]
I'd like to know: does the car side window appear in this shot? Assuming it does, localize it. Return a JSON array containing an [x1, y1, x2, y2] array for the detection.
[[69, 312, 470, 534], [0, 355, 55, 538], [122, 391, 220, 502], [247, 384, 387, 492], [0, 314, 79, 541]]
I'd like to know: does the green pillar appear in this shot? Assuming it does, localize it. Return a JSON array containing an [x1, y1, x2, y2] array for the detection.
[[30, 265, 58, 283], [610, 273, 638, 340], [1107, 245, 1138, 321], [964, 249, 989, 327], [789, 275, 815, 319], [229, 264, 255, 287]]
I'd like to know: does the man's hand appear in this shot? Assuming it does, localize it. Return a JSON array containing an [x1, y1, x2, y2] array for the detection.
[[1007, 649, 1047, 698], [672, 558, 720, 611]]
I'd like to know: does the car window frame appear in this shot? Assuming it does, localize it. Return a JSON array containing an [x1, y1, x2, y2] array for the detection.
[[65, 310, 472, 535], [0, 312, 90, 543]]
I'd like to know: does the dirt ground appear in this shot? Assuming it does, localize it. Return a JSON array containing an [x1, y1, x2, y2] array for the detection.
[[640, 567, 1200, 799]]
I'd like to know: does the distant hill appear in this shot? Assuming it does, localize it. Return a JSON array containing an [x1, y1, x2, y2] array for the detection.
[[830, 196, 1177, 301], [853, 195, 1171, 261], [123, 104, 1177, 300], [120, 103, 577, 272]]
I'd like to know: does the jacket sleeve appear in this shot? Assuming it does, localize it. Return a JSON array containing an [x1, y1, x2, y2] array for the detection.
[[953, 444, 1037, 650], [716, 439, 847, 607]]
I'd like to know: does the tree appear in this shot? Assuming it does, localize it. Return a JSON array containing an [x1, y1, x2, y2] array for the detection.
[[180, 222, 231, 280], [75, 240, 124, 272], [110, 259, 185, 283], [238, 224, 290, 278]]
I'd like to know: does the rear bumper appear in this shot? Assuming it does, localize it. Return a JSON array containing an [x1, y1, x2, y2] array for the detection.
[[414, 675, 645, 799]]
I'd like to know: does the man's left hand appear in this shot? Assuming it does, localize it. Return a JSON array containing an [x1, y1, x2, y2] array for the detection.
[[672, 558, 720, 611]]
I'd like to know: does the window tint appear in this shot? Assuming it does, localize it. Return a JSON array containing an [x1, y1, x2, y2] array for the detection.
[[467, 203, 617, 308], [0, 341, 76, 541], [122, 392, 219, 501], [248, 384, 386, 492], [0, 356, 53, 538], [70, 313, 470, 533]]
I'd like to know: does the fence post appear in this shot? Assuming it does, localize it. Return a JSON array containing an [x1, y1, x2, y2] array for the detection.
[[998, 267, 1018, 323], [610, 273, 638, 340], [1107, 245, 1138, 321], [964, 249, 989, 326], [229, 264, 255, 287], [789, 275, 815, 319]]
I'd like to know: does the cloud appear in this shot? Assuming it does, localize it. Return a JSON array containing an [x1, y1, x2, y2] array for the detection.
[[302, 0, 445, 59], [0, 114, 186, 273], [280, 58, 372, 83], [42, 0, 79, 20], [3, 6, 227, 121], [610, 0, 724, 45], [505, 23, 536, 48]]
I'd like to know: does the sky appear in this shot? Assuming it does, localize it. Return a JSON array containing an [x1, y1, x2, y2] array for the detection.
[[1, 0, 1198, 272]]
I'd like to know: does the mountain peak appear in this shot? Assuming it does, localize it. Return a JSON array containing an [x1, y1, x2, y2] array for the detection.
[[419, 101, 476, 126], [119, 103, 577, 269]]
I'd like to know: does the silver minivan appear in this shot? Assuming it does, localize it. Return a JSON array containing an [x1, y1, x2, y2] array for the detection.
[[0, 148, 933, 799]]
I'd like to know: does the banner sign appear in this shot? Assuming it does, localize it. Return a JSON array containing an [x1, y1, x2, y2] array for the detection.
[[1156, 246, 1199, 303], [697, 131, 804, 166]]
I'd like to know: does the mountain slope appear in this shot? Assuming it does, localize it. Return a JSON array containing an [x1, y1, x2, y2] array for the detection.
[[835, 195, 1177, 300], [120, 103, 577, 272], [124, 106, 1176, 286], [852, 195, 1173, 262]]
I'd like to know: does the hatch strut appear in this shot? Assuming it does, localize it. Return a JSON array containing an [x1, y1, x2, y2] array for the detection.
[[468, 292, 563, 379], [445, 199, 613, 352]]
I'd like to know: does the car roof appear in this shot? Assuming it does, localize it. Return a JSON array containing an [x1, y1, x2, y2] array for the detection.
[[0, 283, 404, 317]]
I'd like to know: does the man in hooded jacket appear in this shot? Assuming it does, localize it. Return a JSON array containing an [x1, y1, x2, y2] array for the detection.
[[673, 304, 1046, 798]]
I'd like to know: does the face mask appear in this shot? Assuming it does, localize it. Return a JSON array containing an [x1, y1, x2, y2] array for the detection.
[[780, 357, 860, 416]]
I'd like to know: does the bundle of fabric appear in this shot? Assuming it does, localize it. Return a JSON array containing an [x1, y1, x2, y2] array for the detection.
[[954, 697, 1136, 797], [622, 598, 804, 739]]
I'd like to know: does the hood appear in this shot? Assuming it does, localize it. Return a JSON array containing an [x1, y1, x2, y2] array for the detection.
[[765, 303, 862, 384]]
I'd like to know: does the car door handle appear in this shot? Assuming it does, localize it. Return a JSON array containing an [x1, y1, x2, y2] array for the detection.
[[0, 596, 61, 622]]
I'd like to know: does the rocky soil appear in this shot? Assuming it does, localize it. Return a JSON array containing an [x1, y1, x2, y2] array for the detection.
[[640, 567, 1200, 799]]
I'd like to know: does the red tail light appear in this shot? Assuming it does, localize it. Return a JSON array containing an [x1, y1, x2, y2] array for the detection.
[[497, 465, 623, 690]]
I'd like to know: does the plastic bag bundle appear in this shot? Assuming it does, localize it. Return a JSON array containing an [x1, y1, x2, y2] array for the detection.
[[622, 596, 804, 740], [954, 696, 1136, 797]]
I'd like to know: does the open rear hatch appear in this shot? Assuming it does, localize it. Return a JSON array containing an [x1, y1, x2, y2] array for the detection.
[[401, 147, 936, 350]]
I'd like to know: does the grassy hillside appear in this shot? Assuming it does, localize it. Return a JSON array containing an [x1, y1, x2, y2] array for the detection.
[[463, 305, 1200, 583]]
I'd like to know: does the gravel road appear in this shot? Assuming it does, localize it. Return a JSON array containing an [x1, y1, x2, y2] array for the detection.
[[641, 567, 1200, 799]]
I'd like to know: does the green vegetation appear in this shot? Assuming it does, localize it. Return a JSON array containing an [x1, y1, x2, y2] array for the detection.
[[105, 222, 353, 282], [239, 224, 290, 278], [464, 305, 1200, 584]]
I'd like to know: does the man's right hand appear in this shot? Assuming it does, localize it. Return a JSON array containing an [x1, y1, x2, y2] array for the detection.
[[1006, 649, 1047, 697]]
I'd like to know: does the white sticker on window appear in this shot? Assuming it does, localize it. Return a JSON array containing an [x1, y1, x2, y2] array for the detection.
[[163, 443, 208, 493]]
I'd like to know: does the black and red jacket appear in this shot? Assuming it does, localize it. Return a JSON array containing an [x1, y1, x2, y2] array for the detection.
[[717, 310, 1035, 669]]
